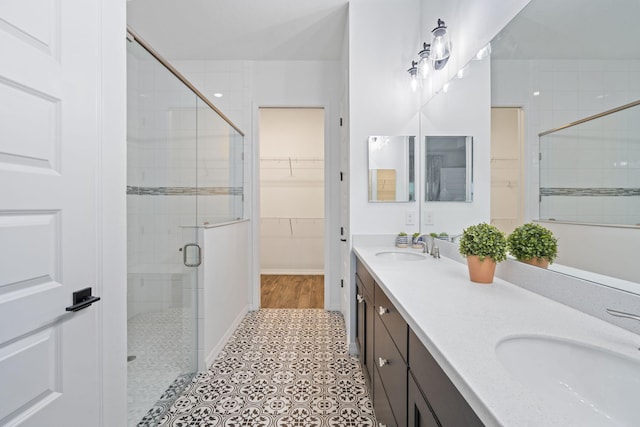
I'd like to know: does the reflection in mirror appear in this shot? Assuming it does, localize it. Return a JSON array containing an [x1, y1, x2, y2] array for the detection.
[[490, 0, 640, 287], [539, 101, 640, 226], [425, 136, 473, 202], [368, 136, 415, 202]]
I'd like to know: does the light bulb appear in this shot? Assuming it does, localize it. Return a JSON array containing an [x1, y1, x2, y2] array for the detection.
[[417, 43, 431, 79], [407, 61, 420, 92], [410, 74, 419, 92], [431, 19, 451, 61]]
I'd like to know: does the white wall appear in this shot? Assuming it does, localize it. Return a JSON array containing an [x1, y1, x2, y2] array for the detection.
[[346, 0, 422, 349], [199, 221, 250, 368], [349, 0, 422, 236], [420, 55, 491, 234], [101, 1, 127, 424]]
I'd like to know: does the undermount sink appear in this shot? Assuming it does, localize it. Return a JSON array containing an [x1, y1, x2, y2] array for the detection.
[[375, 251, 426, 261], [496, 335, 640, 426]]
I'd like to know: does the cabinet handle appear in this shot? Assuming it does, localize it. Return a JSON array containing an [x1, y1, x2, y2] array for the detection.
[[378, 357, 389, 367], [357, 294, 364, 304], [378, 306, 388, 315]]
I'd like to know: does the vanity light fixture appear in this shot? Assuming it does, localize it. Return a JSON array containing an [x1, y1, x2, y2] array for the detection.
[[431, 18, 452, 70], [407, 60, 419, 92], [417, 43, 431, 79]]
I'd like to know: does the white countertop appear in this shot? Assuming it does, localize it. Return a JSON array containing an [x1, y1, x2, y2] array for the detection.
[[353, 244, 640, 427]]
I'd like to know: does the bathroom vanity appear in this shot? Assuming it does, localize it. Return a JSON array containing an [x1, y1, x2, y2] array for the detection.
[[353, 244, 640, 427]]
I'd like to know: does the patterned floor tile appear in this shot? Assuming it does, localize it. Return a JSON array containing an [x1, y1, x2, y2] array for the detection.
[[154, 309, 376, 426]]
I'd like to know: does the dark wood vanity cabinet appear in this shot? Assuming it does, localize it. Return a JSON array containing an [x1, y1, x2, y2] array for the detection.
[[356, 256, 483, 427], [355, 259, 375, 388]]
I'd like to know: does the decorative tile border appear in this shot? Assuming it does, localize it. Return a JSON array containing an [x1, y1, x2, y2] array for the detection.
[[541, 188, 640, 197], [127, 186, 243, 196]]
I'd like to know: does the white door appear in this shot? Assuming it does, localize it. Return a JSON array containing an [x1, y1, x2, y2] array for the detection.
[[0, 1, 102, 426]]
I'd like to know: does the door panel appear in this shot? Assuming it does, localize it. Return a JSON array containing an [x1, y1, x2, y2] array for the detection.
[[0, 0, 101, 425]]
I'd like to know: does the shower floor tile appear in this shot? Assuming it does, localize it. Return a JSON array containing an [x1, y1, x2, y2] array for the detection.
[[150, 309, 376, 427], [129, 307, 195, 426]]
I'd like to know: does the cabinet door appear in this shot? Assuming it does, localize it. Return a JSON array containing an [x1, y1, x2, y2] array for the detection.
[[408, 373, 439, 427], [409, 330, 484, 426], [373, 366, 396, 427], [355, 280, 368, 385]]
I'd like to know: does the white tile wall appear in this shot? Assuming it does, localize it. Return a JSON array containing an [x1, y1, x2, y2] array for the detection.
[[493, 58, 640, 224]]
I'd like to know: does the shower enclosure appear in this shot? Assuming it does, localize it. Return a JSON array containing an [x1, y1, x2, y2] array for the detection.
[[126, 30, 244, 426], [539, 100, 640, 226]]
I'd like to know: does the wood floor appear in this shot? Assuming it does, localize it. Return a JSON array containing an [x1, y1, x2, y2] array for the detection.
[[261, 275, 324, 308]]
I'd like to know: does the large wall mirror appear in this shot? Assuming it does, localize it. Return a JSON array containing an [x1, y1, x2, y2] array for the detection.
[[368, 135, 415, 202], [417, 0, 638, 290], [490, 0, 640, 288]]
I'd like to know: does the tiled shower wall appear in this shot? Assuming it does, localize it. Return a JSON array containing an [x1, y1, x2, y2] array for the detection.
[[492, 59, 640, 224]]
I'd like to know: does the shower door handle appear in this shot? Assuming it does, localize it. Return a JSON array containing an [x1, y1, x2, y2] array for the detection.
[[183, 243, 202, 267]]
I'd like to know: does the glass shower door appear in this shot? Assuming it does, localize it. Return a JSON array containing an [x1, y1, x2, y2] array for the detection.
[[126, 39, 199, 426]]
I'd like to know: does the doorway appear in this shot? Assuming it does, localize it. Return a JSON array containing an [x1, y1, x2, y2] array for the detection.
[[490, 107, 524, 234], [259, 108, 325, 308]]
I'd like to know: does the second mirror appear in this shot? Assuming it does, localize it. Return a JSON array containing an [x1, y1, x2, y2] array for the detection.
[[425, 135, 473, 202]]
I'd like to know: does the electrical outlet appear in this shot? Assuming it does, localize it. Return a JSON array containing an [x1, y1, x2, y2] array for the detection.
[[424, 210, 434, 225], [405, 210, 416, 225]]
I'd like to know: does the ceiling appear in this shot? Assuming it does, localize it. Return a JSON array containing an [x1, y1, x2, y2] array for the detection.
[[126, 0, 349, 61], [491, 0, 640, 60]]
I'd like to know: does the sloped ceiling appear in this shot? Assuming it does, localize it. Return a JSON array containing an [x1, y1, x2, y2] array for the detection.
[[127, 0, 349, 60]]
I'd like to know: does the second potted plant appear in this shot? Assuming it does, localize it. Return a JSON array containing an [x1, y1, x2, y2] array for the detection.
[[458, 223, 507, 284], [507, 223, 558, 268]]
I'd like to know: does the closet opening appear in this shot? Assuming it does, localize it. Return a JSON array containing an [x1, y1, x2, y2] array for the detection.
[[259, 108, 325, 308]]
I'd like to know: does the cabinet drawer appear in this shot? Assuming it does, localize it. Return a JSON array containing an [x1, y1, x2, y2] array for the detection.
[[409, 330, 484, 427], [356, 258, 375, 296], [375, 314, 407, 427], [375, 283, 408, 361]]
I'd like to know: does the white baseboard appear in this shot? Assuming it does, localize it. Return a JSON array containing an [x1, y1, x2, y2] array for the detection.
[[348, 341, 359, 356], [260, 269, 325, 275], [204, 305, 249, 369]]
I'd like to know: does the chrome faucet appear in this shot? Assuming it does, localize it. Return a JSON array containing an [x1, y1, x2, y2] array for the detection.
[[414, 234, 433, 254]]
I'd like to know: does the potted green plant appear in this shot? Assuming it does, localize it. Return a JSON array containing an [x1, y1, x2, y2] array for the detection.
[[507, 223, 557, 268], [396, 232, 408, 248], [412, 232, 422, 247], [458, 223, 507, 283]]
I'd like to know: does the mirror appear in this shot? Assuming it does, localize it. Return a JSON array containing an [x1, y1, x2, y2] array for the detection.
[[489, 0, 640, 288], [425, 136, 473, 202], [368, 136, 415, 202], [416, 0, 638, 290]]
